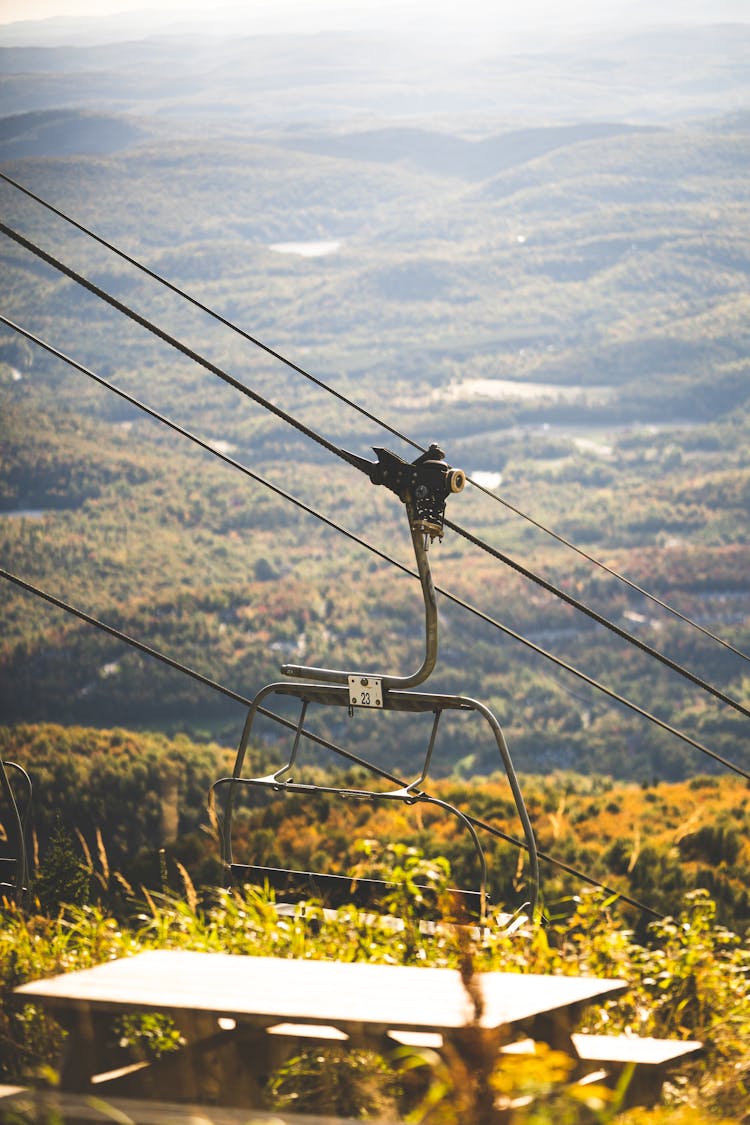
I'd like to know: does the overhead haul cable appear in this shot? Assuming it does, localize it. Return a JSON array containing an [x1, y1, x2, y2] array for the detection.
[[2, 220, 749, 723], [3, 312, 749, 784], [0, 565, 249, 707], [2, 172, 747, 669], [0, 564, 664, 919]]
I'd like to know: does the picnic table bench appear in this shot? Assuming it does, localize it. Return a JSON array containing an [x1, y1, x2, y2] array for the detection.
[[572, 1032, 703, 1105]]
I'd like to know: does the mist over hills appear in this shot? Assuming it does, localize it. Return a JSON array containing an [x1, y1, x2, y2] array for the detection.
[[2, 16, 750, 124]]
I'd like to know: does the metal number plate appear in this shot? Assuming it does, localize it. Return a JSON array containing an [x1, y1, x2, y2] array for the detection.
[[347, 675, 383, 709]]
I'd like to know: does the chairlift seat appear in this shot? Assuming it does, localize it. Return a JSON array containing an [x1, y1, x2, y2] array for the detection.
[[0, 759, 32, 902]]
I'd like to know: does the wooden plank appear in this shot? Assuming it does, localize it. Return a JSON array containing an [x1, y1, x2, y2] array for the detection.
[[16, 950, 626, 1035], [0, 1086, 25, 1099]]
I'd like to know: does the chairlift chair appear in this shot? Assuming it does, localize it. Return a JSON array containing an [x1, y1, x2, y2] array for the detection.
[[0, 758, 32, 903], [212, 445, 540, 923]]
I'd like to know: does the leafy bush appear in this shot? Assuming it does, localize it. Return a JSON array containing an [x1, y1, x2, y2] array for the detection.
[[1, 852, 749, 1123]]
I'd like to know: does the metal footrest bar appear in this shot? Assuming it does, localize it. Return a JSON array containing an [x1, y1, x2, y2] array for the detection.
[[227, 863, 485, 919]]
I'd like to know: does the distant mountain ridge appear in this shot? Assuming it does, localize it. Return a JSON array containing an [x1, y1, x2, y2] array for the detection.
[[276, 122, 658, 182], [0, 109, 658, 172], [0, 109, 146, 158]]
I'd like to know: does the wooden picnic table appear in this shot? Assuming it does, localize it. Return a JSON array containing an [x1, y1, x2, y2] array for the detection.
[[16, 949, 627, 1107]]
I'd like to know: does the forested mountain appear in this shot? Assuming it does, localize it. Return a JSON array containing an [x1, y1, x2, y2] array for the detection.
[[1, 14, 749, 788]]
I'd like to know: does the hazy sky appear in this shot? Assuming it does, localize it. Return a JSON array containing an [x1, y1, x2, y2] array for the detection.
[[0, 0, 609, 28], [1, 0, 595, 23], [2, 0, 748, 33]]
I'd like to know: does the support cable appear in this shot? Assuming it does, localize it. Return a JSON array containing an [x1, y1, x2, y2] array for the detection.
[[442, 516, 750, 719], [0, 565, 663, 919], [0, 313, 425, 573], [436, 586, 750, 781], [2, 225, 749, 720], [2, 222, 749, 724], [2, 173, 747, 669], [461, 491, 750, 667], [3, 312, 749, 782], [0, 171, 398, 443], [0, 221, 345, 466], [0, 565, 250, 708]]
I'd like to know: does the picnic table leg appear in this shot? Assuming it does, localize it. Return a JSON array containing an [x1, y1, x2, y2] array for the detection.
[[574, 1057, 668, 1109], [56, 1005, 111, 1092], [529, 1006, 580, 1055], [92, 1016, 274, 1108]]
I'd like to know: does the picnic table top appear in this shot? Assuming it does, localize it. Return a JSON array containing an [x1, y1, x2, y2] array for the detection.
[[16, 949, 626, 1034]]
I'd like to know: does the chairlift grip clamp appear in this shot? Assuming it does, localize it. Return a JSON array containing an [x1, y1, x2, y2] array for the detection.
[[343, 443, 465, 540]]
